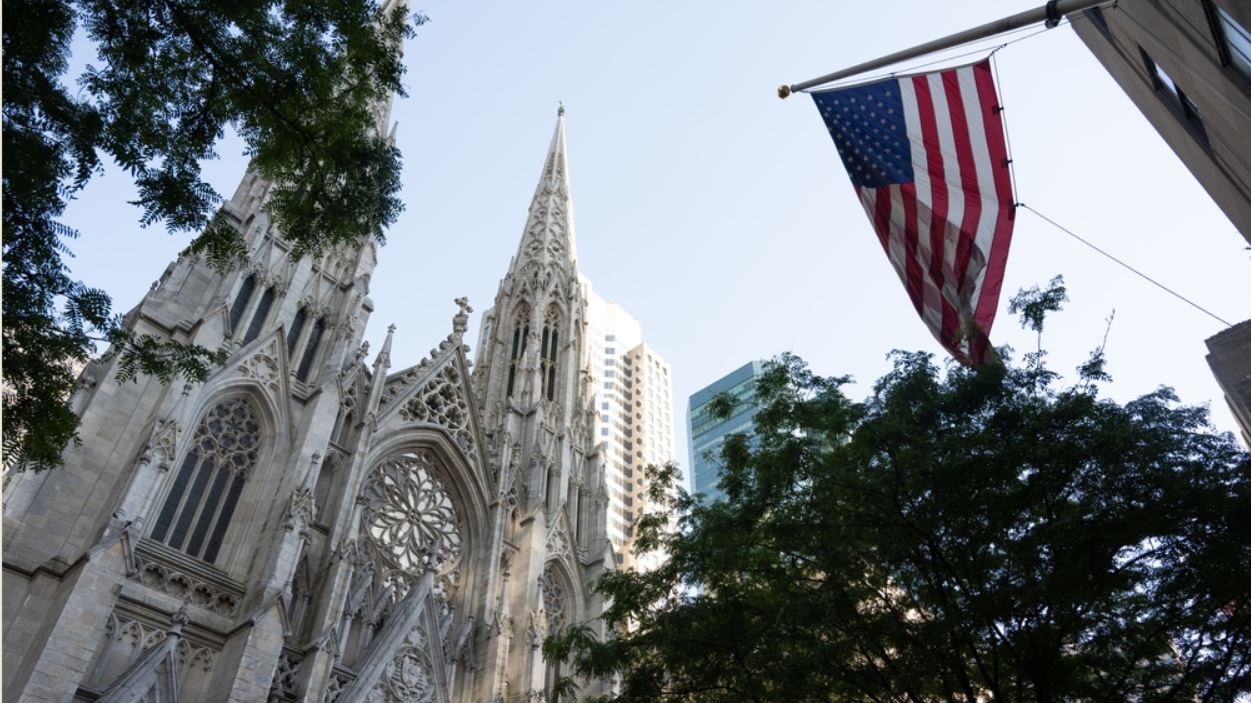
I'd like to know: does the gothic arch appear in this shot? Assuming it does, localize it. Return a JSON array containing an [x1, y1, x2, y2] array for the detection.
[[353, 428, 495, 623], [147, 387, 283, 573], [359, 429, 491, 547], [538, 559, 581, 698], [540, 558, 582, 634]]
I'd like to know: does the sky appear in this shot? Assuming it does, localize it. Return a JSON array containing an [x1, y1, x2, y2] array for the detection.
[[62, 1, 1251, 489]]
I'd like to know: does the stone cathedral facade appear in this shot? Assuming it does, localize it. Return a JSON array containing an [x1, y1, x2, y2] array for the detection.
[[3, 109, 615, 702]]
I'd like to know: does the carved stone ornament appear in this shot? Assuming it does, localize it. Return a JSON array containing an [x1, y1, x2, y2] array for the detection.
[[131, 552, 243, 617], [546, 519, 572, 564], [397, 364, 476, 459], [341, 341, 370, 380], [360, 451, 462, 574], [104, 612, 218, 672], [524, 609, 547, 648], [369, 645, 435, 703], [451, 297, 472, 338], [323, 670, 351, 703], [284, 486, 316, 532], [268, 647, 303, 701], [141, 419, 180, 472], [379, 367, 423, 411], [241, 339, 282, 391]]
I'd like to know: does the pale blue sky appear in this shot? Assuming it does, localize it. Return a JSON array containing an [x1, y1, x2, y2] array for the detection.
[[62, 1, 1251, 484]]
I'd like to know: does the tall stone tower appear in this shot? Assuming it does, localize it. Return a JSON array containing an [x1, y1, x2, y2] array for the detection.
[[2, 108, 611, 702]]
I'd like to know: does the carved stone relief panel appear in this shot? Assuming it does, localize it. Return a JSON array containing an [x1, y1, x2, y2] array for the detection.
[[367, 645, 436, 703]]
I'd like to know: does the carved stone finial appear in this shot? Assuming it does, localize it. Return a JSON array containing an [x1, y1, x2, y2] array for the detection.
[[374, 325, 395, 371], [452, 297, 473, 338], [557, 100, 565, 116]]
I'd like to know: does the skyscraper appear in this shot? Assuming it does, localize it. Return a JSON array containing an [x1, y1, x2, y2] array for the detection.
[[549, 275, 676, 571], [3, 107, 621, 701], [687, 361, 765, 505]]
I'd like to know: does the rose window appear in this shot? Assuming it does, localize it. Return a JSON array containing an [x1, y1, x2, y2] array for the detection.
[[540, 565, 566, 633], [361, 451, 462, 574]]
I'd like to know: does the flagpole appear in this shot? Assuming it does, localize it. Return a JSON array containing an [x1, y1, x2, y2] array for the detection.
[[778, 0, 1111, 98]]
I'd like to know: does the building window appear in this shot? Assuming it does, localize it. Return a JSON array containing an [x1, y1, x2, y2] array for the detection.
[[286, 307, 308, 357], [540, 306, 561, 402], [227, 274, 256, 336], [1211, 3, 1251, 82], [151, 396, 260, 563], [241, 286, 275, 345], [1140, 48, 1209, 146], [506, 305, 530, 397], [295, 317, 325, 383]]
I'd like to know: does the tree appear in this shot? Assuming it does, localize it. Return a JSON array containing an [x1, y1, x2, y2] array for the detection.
[[546, 285, 1251, 701], [2, 0, 420, 470]]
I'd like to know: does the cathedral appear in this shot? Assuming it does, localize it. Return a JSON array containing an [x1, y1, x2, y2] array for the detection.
[[2, 107, 616, 702]]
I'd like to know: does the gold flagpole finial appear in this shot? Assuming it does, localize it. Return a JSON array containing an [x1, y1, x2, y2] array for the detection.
[[777, 85, 792, 99]]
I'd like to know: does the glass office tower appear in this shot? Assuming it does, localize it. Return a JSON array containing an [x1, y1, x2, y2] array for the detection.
[[686, 360, 764, 505]]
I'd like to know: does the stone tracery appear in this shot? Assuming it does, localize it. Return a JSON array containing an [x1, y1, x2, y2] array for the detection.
[[360, 451, 462, 575], [398, 364, 476, 459], [539, 565, 566, 635], [150, 396, 261, 562]]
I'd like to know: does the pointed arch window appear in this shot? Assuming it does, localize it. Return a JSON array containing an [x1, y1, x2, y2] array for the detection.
[[506, 305, 530, 398], [540, 565, 568, 695], [540, 307, 561, 401], [286, 307, 308, 357], [295, 317, 325, 383], [228, 274, 257, 335], [151, 397, 260, 563], [241, 286, 276, 345]]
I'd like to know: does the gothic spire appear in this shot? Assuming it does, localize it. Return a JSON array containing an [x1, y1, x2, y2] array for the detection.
[[372, 0, 410, 135], [510, 107, 578, 275]]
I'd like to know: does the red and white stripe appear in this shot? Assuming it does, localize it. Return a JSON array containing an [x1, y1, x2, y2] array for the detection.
[[855, 60, 1014, 363]]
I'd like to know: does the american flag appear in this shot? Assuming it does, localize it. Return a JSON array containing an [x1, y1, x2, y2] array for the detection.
[[811, 59, 1015, 364]]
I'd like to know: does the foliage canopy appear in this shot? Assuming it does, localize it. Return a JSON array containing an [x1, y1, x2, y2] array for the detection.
[[2, 0, 418, 470], [547, 296, 1251, 701]]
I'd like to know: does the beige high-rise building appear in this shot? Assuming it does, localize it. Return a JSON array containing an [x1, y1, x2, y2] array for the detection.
[[580, 280, 677, 571]]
